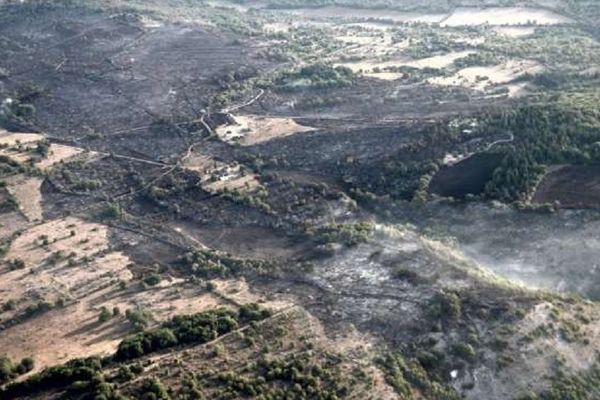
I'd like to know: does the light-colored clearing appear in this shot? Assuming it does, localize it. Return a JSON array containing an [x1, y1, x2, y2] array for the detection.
[[36, 144, 83, 171], [344, 22, 394, 31], [454, 36, 486, 46], [289, 7, 446, 24], [4, 216, 109, 268], [428, 59, 542, 95], [0, 216, 232, 372], [337, 34, 390, 46], [338, 50, 474, 80], [183, 153, 259, 194], [263, 22, 290, 33], [441, 7, 572, 27], [443, 153, 468, 166], [213, 278, 293, 310], [493, 26, 537, 37], [0, 131, 44, 146], [340, 50, 474, 72], [404, 50, 475, 69], [580, 67, 600, 76], [0, 250, 132, 305], [0, 210, 28, 241], [5, 174, 43, 222], [0, 134, 85, 222], [0, 281, 225, 372], [216, 115, 315, 146], [140, 16, 163, 28], [0, 242, 133, 359], [204, 165, 259, 193], [333, 28, 407, 60], [364, 72, 405, 80], [0, 142, 83, 171]]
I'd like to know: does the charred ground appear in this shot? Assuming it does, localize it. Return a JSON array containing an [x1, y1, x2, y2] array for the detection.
[[2, 1, 600, 400]]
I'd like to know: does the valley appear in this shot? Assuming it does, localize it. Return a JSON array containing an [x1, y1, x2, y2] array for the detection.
[[1, 1, 600, 399]]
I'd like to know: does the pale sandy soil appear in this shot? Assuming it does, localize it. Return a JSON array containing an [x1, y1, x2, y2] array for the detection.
[[183, 152, 259, 194], [428, 59, 542, 95], [0, 214, 230, 371], [4, 175, 44, 222], [493, 26, 537, 37], [0, 141, 83, 171], [4, 216, 110, 268], [0, 282, 226, 372], [213, 278, 293, 310], [207, 0, 267, 12], [338, 50, 475, 80], [0, 131, 44, 146], [0, 210, 28, 240], [0, 250, 132, 309], [344, 22, 393, 31], [581, 67, 600, 76], [404, 50, 476, 69], [36, 144, 83, 171], [364, 72, 405, 80], [341, 50, 475, 72], [337, 34, 390, 46], [333, 30, 408, 63], [288, 7, 446, 24], [263, 22, 290, 33], [139, 15, 164, 28], [216, 115, 315, 145], [0, 133, 85, 221], [0, 217, 133, 371], [441, 7, 572, 27], [204, 168, 259, 193], [454, 36, 486, 46]]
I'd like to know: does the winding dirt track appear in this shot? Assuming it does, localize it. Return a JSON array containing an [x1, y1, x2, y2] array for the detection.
[[221, 89, 265, 114]]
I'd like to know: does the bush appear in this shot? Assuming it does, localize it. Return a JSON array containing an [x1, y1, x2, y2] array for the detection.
[[393, 268, 426, 285], [115, 305, 269, 361], [8, 259, 25, 271], [239, 303, 271, 323], [125, 309, 153, 332], [143, 274, 161, 287], [0, 356, 17, 384], [1, 356, 104, 398], [435, 291, 462, 321], [97, 202, 121, 220], [98, 307, 111, 323], [452, 344, 476, 363], [16, 358, 34, 374], [35, 140, 50, 157], [139, 378, 169, 400]]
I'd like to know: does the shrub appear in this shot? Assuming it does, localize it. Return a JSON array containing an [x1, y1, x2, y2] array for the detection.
[[0, 356, 16, 384], [98, 307, 111, 323], [125, 309, 153, 332], [8, 259, 25, 271], [393, 268, 426, 285], [15, 358, 34, 374], [452, 343, 476, 363], [143, 274, 161, 287], [35, 140, 50, 157], [139, 378, 169, 400], [115, 305, 269, 361]]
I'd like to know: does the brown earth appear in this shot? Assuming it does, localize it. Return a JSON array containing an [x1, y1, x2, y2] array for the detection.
[[532, 165, 600, 208]]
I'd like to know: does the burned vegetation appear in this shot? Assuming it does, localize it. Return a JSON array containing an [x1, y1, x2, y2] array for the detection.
[[2, 1, 600, 400]]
